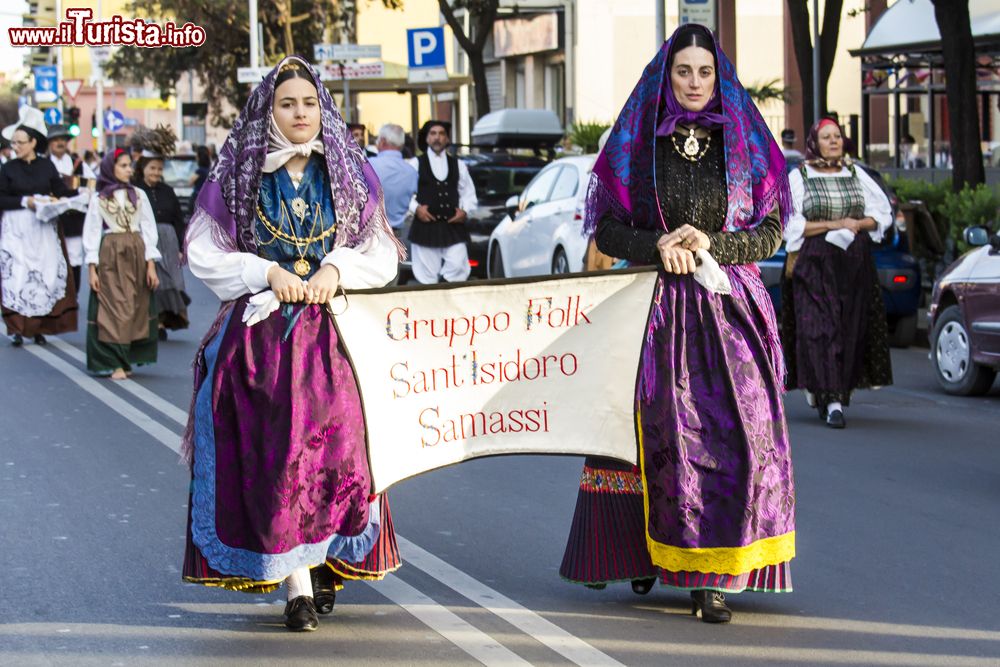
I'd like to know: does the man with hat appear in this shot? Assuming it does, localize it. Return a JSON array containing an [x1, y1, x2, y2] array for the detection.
[[47, 123, 87, 293], [407, 119, 478, 284]]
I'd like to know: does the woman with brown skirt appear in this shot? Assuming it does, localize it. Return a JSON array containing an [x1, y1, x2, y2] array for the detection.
[[82, 149, 160, 379]]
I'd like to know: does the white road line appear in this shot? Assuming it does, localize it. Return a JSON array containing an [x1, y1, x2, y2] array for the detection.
[[29, 339, 620, 666], [47, 338, 189, 426], [25, 345, 181, 454], [377, 574, 531, 666], [397, 536, 625, 667]]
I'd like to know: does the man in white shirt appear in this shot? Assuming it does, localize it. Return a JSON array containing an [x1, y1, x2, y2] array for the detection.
[[406, 120, 478, 284]]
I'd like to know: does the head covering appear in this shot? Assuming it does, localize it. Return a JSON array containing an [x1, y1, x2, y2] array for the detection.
[[187, 55, 402, 260], [805, 117, 852, 169], [585, 24, 790, 239], [96, 148, 139, 206], [262, 112, 324, 174], [654, 25, 730, 137], [47, 124, 73, 141], [2, 106, 49, 154], [129, 124, 177, 159], [417, 119, 451, 153]]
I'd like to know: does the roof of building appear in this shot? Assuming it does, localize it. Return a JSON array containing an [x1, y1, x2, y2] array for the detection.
[[853, 0, 1000, 56]]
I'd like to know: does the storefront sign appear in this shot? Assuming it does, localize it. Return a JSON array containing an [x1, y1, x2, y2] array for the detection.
[[493, 12, 560, 58]]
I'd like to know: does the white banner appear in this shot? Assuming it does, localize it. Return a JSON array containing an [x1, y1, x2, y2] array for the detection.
[[333, 269, 658, 493]]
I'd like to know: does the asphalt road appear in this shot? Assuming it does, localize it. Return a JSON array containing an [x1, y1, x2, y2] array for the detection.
[[1, 272, 998, 667]]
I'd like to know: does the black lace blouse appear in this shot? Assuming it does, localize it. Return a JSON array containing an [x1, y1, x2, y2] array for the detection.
[[594, 129, 782, 266]]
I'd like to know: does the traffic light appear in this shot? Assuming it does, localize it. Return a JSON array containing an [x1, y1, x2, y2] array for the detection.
[[66, 106, 81, 137]]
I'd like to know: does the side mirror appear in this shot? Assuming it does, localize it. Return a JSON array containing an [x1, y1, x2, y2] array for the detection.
[[505, 194, 519, 218], [964, 225, 990, 247]]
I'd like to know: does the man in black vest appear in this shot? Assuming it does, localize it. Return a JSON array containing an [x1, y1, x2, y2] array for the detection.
[[407, 120, 478, 284], [47, 124, 86, 294]]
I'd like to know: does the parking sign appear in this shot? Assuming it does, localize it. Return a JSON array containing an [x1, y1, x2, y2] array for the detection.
[[407, 27, 446, 69]]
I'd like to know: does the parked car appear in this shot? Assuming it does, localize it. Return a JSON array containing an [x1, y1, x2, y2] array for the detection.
[[161, 155, 197, 221], [928, 225, 1000, 395], [487, 155, 595, 278], [758, 161, 922, 347]]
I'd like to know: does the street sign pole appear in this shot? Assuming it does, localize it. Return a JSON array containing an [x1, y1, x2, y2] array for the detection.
[[95, 0, 104, 152], [340, 62, 351, 123]]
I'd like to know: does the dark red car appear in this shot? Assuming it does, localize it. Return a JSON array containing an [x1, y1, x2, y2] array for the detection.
[[928, 226, 1000, 395]]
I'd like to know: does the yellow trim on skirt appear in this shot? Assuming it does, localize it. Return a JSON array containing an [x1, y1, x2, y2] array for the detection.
[[636, 409, 796, 576]]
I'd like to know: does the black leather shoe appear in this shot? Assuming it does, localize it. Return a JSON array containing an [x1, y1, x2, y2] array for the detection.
[[11, 334, 23, 347], [283, 596, 319, 632], [690, 590, 732, 623], [158, 328, 168, 341], [631, 577, 657, 595], [825, 409, 846, 429], [33, 334, 47, 346], [310, 566, 337, 615]]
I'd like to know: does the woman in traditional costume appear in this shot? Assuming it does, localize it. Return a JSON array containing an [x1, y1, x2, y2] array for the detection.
[[560, 25, 795, 624], [131, 125, 191, 338], [781, 117, 893, 428], [82, 149, 161, 379], [0, 106, 78, 346], [180, 57, 404, 632]]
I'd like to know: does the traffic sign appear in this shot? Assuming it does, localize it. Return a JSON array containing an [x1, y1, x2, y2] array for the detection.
[[407, 27, 446, 69], [104, 109, 125, 132], [63, 79, 84, 100], [43, 108, 62, 125], [321, 62, 386, 80], [408, 68, 448, 84], [91, 46, 113, 65], [34, 66, 58, 104], [314, 43, 382, 61]]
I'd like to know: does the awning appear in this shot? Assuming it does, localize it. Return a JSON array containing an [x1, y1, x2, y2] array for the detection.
[[851, 0, 1000, 57], [325, 61, 471, 94]]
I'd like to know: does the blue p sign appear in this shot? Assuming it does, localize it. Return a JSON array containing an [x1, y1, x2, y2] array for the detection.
[[407, 27, 446, 69]]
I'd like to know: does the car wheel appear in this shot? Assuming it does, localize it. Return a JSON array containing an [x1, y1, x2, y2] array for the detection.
[[551, 247, 570, 275], [890, 313, 917, 348], [930, 305, 997, 396], [489, 244, 505, 279]]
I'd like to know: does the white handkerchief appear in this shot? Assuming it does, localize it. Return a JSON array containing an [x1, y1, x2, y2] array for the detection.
[[242, 290, 281, 327], [824, 228, 856, 250], [34, 192, 90, 222], [693, 249, 732, 295]]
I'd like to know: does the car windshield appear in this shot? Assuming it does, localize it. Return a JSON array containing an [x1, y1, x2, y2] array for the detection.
[[469, 166, 540, 203], [162, 158, 197, 190]]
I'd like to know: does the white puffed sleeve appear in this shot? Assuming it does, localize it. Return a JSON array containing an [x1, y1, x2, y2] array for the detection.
[[783, 168, 807, 252], [186, 222, 277, 301], [135, 189, 162, 262], [857, 167, 893, 243], [82, 195, 103, 266], [320, 229, 399, 290]]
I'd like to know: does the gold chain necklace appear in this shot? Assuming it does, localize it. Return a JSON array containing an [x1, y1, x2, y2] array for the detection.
[[671, 126, 711, 162], [256, 198, 336, 276]]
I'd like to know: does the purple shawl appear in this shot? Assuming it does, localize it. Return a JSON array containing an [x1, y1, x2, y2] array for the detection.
[[96, 148, 138, 206], [585, 25, 791, 239], [180, 55, 403, 465], [585, 26, 790, 395], [186, 55, 403, 260]]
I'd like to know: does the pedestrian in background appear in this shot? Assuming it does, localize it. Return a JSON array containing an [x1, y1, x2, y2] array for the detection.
[[781, 117, 893, 428], [781, 128, 803, 162], [407, 120, 477, 284], [0, 106, 78, 346], [47, 123, 87, 295], [369, 123, 417, 243], [81, 150, 100, 181], [82, 148, 161, 379], [190, 145, 210, 200], [131, 125, 190, 338], [0, 136, 11, 164], [349, 122, 377, 157]]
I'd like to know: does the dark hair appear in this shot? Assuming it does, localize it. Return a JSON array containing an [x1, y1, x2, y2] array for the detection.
[[84, 150, 97, 161], [16, 125, 48, 154], [668, 24, 717, 68], [274, 63, 317, 92], [196, 145, 211, 168], [132, 155, 164, 185]]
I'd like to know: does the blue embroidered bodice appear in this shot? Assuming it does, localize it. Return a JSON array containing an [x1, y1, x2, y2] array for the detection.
[[255, 154, 337, 279]]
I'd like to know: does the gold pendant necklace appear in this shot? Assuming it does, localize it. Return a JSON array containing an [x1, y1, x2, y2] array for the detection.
[[683, 127, 700, 156]]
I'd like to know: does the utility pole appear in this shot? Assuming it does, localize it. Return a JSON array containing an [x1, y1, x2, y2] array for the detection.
[[811, 0, 820, 123], [656, 0, 665, 47]]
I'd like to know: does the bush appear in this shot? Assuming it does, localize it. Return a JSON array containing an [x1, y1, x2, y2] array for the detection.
[[939, 183, 999, 254], [567, 120, 612, 154]]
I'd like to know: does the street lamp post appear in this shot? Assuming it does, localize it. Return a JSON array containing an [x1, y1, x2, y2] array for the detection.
[[812, 0, 820, 123], [656, 0, 665, 47]]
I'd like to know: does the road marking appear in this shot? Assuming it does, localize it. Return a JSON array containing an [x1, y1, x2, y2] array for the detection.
[[27, 339, 621, 665], [377, 574, 531, 666], [397, 536, 625, 667], [25, 345, 181, 454], [48, 338, 189, 426]]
